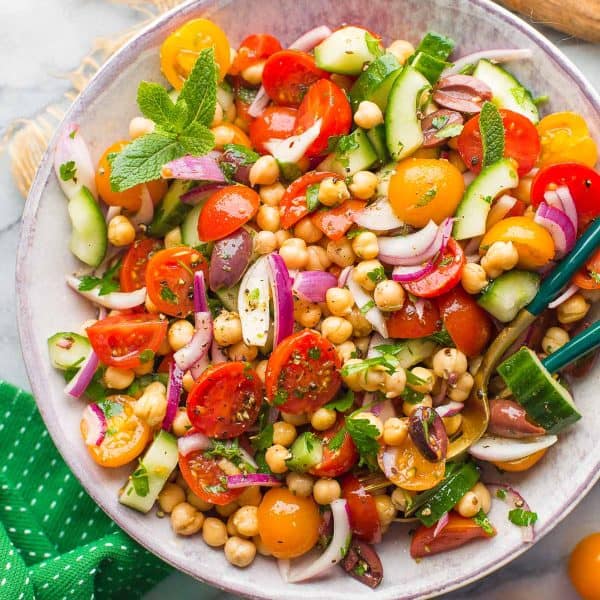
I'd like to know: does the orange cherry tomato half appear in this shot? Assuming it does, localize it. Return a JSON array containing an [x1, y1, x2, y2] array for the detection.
[[145, 247, 209, 317], [458, 109, 540, 176], [265, 329, 341, 414], [569, 532, 600, 600], [309, 418, 358, 478], [257, 488, 321, 558], [82, 395, 150, 467], [120, 238, 162, 293], [310, 199, 366, 240], [86, 314, 167, 369], [229, 33, 282, 75], [262, 50, 329, 107], [249, 106, 298, 154], [573, 248, 600, 290], [386, 298, 441, 339], [295, 79, 352, 157], [341, 474, 382, 544], [186, 362, 262, 439], [197, 185, 259, 241], [492, 448, 547, 472], [212, 122, 253, 148]]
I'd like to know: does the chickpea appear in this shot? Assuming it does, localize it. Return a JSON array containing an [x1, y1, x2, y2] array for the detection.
[[408, 367, 435, 393], [255, 359, 268, 383], [442, 413, 463, 436], [134, 381, 167, 427], [557, 293, 590, 324], [249, 155, 279, 186], [282, 411, 309, 426], [542, 326, 570, 354], [461, 263, 489, 294], [374, 494, 397, 530], [259, 182, 285, 207], [216, 501, 240, 518], [353, 101, 384, 130], [391, 487, 414, 512], [279, 238, 309, 270], [293, 298, 322, 328], [326, 287, 354, 317], [164, 226, 182, 249], [353, 336, 371, 357], [158, 483, 186, 513], [286, 472, 315, 498], [226, 513, 239, 537], [325, 238, 356, 268], [224, 536, 256, 568], [383, 417, 409, 446], [455, 491, 481, 518], [129, 116, 155, 139], [254, 230, 278, 255], [342, 358, 367, 392], [168, 319, 195, 352], [241, 60, 265, 85], [171, 502, 204, 535], [352, 259, 384, 292], [176, 473, 188, 491], [313, 478, 342, 505], [481, 241, 519, 279], [305, 244, 332, 271], [374, 279, 405, 312], [272, 421, 297, 447], [514, 174, 534, 203], [402, 394, 433, 417], [172, 407, 192, 437], [211, 124, 236, 148], [133, 359, 154, 376], [274, 229, 292, 248], [349, 170, 379, 200], [321, 316, 353, 344], [351, 231, 379, 260], [187, 491, 213, 512], [336, 340, 357, 364], [318, 177, 350, 207], [238, 485, 262, 507], [310, 407, 337, 431], [211, 102, 224, 127], [223, 102, 237, 123], [182, 370, 196, 393], [387, 39, 415, 64], [472, 482, 492, 514], [256, 205, 280, 232], [294, 217, 323, 243], [232, 505, 260, 538], [448, 372, 474, 402], [202, 517, 228, 547], [383, 366, 407, 398], [265, 444, 290, 474], [213, 311, 243, 346], [103, 366, 135, 390], [433, 348, 468, 379], [347, 307, 373, 337], [228, 341, 258, 362], [108, 215, 136, 247]]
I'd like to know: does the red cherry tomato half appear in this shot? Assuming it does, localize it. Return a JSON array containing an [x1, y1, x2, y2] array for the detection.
[[295, 79, 353, 157], [311, 199, 366, 240], [186, 362, 263, 439], [265, 329, 341, 414], [386, 298, 441, 339], [458, 109, 540, 176], [437, 285, 494, 357], [86, 313, 167, 369], [402, 239, 465, 298], [573, 247, 600, 290], [309, 418, 358, 478], [262, 50, 329, 106], [120, 238, 162, 293], [197, 185, 260, 242], [249, 106, 298, 154], [230, 33, 282, 75], [341, 474, 382, 544]]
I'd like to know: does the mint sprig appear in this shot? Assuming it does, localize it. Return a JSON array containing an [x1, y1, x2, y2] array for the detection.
[[479, 101, 505, 168]]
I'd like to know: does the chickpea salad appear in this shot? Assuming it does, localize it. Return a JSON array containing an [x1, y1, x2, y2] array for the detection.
[[49, 18, 600, 588]]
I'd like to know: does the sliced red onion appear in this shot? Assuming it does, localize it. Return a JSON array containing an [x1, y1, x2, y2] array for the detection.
[[161, 154, 226, 181], [162, 361, 183, 431], [177, 431, 211, 456], [130, 185, 154, 227], [292, 270, 338, 303], [54, 124, 97, 200], [237, 446, 259, 471], [381, 446, 399, 480], [289, 25, 332, 51], [555, 185, 578, 232], [226, 473, 282, 489], [392, 261, 436, 283], [180, 182, 227, 205], [487, 194, 517, 229], [211, 338, 228, 364], [81, 402, 107, 446], [435, 401, 464, 418], [468, 434, 557, 462], [190, 352, 210, 380], [414, 298, 426, 321], [238, 256, 271, 347], [369, 398, 396, 422], [543, 189, 563, 212], [367, 333, 386, 358], [433, 512, 449, 539], [486, 483, 535, 542], [534, 202, 576, 259], [347, 272, 388, 338], [105, 206, 121, 224], [548, 283, 579, 309], [338, 266, 352, 287], [248, 87, 270, 118], [64, 350, 99, 399], [463, 235, 484, 257], [268, 253, 294, 346], [352, 198, 404, 231], [378, 220, 439, 266], [264, 118, 322, 164], [432, 379, 449, 406], [193, 271, 209, 314], [66, 275, 146, 309], [444, 48, 533, 76], [174, 313, 212, 371]]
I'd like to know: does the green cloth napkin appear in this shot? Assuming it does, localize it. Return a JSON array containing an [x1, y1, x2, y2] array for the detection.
[[0, 381, 173, 599]]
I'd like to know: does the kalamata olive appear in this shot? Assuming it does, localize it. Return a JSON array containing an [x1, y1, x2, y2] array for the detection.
[[341, 539, 383, 589], [408, 406, 448, 462], [433, 74, 493, 114], [488, 398, 546, 438], [421, 109, 464, 147], [208, 227, 253, 291], [219, 146, 258, 186], [564, 319, 599, 378]]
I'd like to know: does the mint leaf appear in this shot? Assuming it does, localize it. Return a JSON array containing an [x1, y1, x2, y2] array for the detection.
[[508, 508, 538, 527], [479, 101, 505, 168], [177, 47, 217, 127], [306, 183, 321, 212], [137, 82, 188, 132], [179, 122, 215, 155]]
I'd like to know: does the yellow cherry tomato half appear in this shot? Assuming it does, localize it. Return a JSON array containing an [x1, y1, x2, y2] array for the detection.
[[569, 532, 600, 600], [257, 488, 320, 559], [388, 158, 465, 228], [160, 18, 231, 89], [537, 111, 598, 168], [492, 448, 547, 472], [481, 216, 555, 270]]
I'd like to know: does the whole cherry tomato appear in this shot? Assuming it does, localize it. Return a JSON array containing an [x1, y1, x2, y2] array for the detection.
[[569, 533, 600, 600]]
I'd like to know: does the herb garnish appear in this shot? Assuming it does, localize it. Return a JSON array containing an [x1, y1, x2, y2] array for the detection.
[[508, 508, 538, 527], [59, 160, 77, 182], [78, 258, 122, 296]]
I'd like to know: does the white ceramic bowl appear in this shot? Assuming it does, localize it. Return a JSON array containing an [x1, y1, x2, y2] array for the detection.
[[17, 0, 600, 598]]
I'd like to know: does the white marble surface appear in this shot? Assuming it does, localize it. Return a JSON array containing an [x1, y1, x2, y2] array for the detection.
[[1, 1, 598, 598]]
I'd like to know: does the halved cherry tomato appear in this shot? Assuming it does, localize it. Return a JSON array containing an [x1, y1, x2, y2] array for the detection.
[[569, 532, 600, 600], [82, 395, 150, 467], [410, 512, 495, 558], [96, 141, 168, 212], [437, 286, 493, 357], [458, 109, 540, 176], [160, 18, 231, 88], [295, 79, 352, 157], [265, 329, 341, 414], [530, 163, 600, 228], [402, 239, 465, 299], [279, 171, 340, 229], [235, 96, 253, 129], [573, 248, 600, 290], [86, 314, 167, 369], [197, 185, 259, 241], [311, 199, 366, 240], [179, 449, 243, 505], [262, 50, 329, 106], [492, 448, 547, 472], [145, 247, 209, 317], [249, 106, 298, 154], [506, 198, 527, 218], [120, 238, 162, 293], [386, 298, 441, 339], [229, 34, 282, 75], [341, 474, 382, 544], [310, 418, 358, 478], [187, 362, 262, 439]]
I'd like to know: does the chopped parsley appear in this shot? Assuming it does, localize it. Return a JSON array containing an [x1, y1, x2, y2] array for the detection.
[[130, 461, 149, 497], [77, 258, 122, 296], [247, 287, 260, 303], [324, 389, 354, 412], [402, 387, 425, 404], [496, 488, 507, 500], [508, 508, 538, 527], [473, 509, 495, 535], [329, 408, 381, 470], [424, 328, 455, 347], [366, 266, 386, 284], [346, 228, 366, 239], [160, 283, 178, 303], [272, 389, 289, 407], [354, 562, 368, 576], [308, 347, 321, 360], [589, 270, 600, 284], [438, 255, 454, 268], [223, 143, 259, 166], [416, 187, 437, 207], [59, 160, 77, 182], [306, 183, 321, 212], [139, 349, 155, 364], [360, 300, 376, 314], [205, 439, 256, 473], [250, 423, 274, 451], [406, 370, 426, 387]]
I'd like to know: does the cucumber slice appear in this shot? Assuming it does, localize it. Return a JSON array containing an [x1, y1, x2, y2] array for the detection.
[[349, 53, 402, 111], [385, 66, 431, 161], [375, 162, 397, 198], [119, 430, 179, 513], [215, 283, 240, 312], [498, 347, 581, 434], [286, 432, 323, 473], [323, 129, 378, 176], [410, 52, 448, 85], [180, 203, 203, 247], [314, 26, 382, 76], [148, 180, 193, 238], [477, 270, 540, 322], [67, 186, 107, 267], [370, 339, 437, 369], [47, 332, 91, 370], [366, 124, 389, 164], [453, 158, 519, 240], [472, 60, 539, 124]]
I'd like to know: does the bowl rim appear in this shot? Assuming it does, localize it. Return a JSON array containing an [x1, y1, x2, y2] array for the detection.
[[16, 0, 600, 598]]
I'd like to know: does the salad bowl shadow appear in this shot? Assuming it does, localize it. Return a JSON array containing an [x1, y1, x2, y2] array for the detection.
[[16, 0, 600, 598]]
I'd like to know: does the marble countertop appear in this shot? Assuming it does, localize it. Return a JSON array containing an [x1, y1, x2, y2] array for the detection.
[[1, 1, 598, 598]]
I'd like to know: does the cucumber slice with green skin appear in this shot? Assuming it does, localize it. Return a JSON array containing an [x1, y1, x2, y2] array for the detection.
[[370, 339, 437, 369], [47, 332, 91, 371], [385, 66, 431, 161], [67, 186, 107, 267], [498, 347, 581, 434], [148, 180, 193, 237], [215, 283, 240, 312], [452, 158, 519, 240], [319, 129, 378, 176], [366, 124, 389, 164], [410, 52, 449, 85], [472, 60, 539, 124], [180, 203, 203, 247], [314, 26, 382, 76], [477, 270, 540, 322], [349, 53, 402, 111], [119, 430, 179, 513], [286, 432, 323, 473]]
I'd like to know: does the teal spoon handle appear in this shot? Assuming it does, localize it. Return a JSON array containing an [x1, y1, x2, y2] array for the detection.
[[542, 320, 600, 373], [528, 218, 600, 316]]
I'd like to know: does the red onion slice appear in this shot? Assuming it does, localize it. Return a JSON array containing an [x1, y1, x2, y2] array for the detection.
[[130, 185, 154, 227], [381, 446, 399, 480], [54, 124, 97, 200], [226, 473, 282, 489], [193, 270, 209, 314], [289, 25, 332, 51], [377, 220, 439, 266], [177, 431, 211, 456], [190, 353, 210, 380], [352, 198, 404, 231], [81, 402, 107, 446], [66, 275, 146, 309], [162, 361, 183, 431], [161, 154, 226, 181], [338, 266, 352, 287], [435, 401, 464, 418], [211, 338, 228, 364], [347, 272, 388, 338], [534, 202, 576, 259], [369, 398, 396, 422], [238, 256, 271, 347], [468, 434, 557, 462], [444, 48, 533, 76], [555, 185, 578, 232], [180, 182, 228, 205], [174, 312, 212, 371], [548, 282, 579, 309], [264, 119, 322, 164], [292, 270, 338, 303], [433, 511, 449, 538], [268, 253, 294, 346], [64, 350, 99, 399], [248, 87, 270, 118], [486, 483, 536, 542], [392, 261, 436, 283]]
